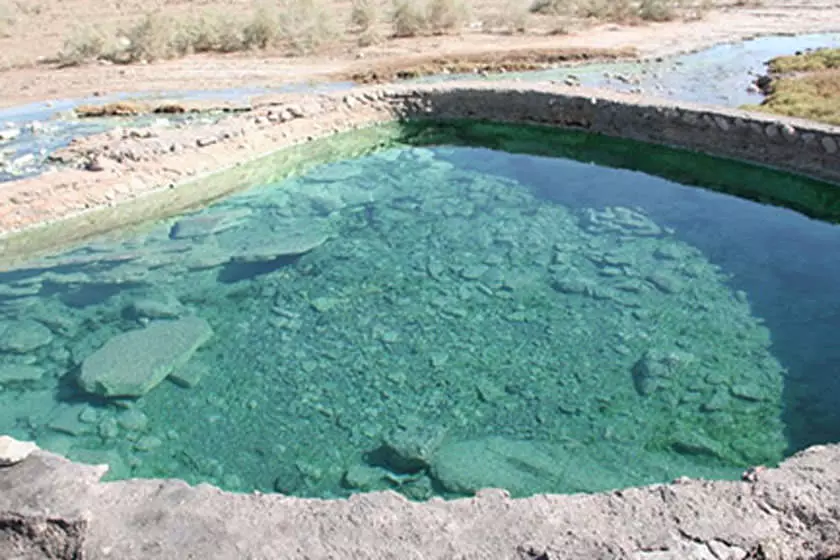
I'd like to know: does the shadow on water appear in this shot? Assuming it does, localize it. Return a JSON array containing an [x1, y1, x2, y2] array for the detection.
[[400, 120, 840, 456]]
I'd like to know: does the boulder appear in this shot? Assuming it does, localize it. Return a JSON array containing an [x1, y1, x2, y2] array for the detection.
[[632, 348, 696, 397], [379, 423, 447, 473], [77, 317, 213, 398]]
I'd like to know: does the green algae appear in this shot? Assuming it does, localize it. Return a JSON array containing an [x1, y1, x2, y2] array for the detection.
[[1, 121, 840, 500]]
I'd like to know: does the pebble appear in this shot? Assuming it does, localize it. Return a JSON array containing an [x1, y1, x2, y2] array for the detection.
[[98, 417, 119, 439], [134, 435, 163, 452]]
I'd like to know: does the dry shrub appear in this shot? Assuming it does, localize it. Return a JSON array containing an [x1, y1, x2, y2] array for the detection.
[[350, 0, 382, 45], [427, 0, 470, 33], [120, 13, 179, 62], [276, 0, 339, 54], [176, 11, 246, 54], [0, 0, 16, 38], [487, 0, 529, 33], [576, 0, 635, 22], [529, 0, 572, 15], [392, 0, 427, 36], [58, 25, 111, 66], [243, 2, 281, 49], [392, 0, 470, 37], [638, 0, 679, 21]]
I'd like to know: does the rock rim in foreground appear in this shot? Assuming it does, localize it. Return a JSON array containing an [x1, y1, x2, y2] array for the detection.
[[0, 442, 838, 559]]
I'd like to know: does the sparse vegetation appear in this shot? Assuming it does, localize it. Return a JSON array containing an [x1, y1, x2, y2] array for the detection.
[[243, 3, 280, 49], [531, 0, 687, 22], [638, 0, 679, 21], [43, 0, 722, 68], [58, 24, 110, 66], [0, 0, 17, 38], [392, 0, 470, 37], [275, 0, 339, 54], [745, 48, 840, 125], [484, 0, 530, 33], [768, 48, 840, 74]]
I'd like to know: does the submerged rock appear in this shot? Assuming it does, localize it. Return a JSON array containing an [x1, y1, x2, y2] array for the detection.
[[77, 317, 214, 398], [342, 464, 392, 491], [0, 364, 45, 385], [632, 348, 696, 397], [379, 423, 447, 473], [128, 295, 185, 320], [169, 208, 251, 239], [0, 435, 38, 466], [430, 436, 626, 497], [0, 320, 54, 353], [230, 225, 329, 262]]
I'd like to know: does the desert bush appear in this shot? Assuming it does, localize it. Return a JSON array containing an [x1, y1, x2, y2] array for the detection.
[[119, 13, 179, 62], [392, 0, 427, 36], [58, 25, 110, 66], [392, 0, 470, 37], [243, 2, 280, 49], [529, 0, 572, 15], [176, 11, 246, 54], [275, 0, 339, 54], [577, 0, 635, 21], [350, 0, 382, 45], [0, 0, 16, 38], [487, 0, 529, 33], [638, 0, 679, 21], [427, 0, 470, 33]]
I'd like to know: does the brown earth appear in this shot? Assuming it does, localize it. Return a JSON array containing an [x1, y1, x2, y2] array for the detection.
[[0, 0, 839, 108]]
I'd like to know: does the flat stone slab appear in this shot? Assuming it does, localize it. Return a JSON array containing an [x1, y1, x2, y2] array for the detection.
[[225, 221, 330, 263], [0, 320, 53, 354], [77, 317, 214, 398], [0, 364, 45, 385]]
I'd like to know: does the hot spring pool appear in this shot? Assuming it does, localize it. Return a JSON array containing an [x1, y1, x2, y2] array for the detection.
[[1, 122, 839, 500]]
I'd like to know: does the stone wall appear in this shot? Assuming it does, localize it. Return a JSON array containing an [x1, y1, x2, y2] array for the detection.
[[2, 81, 839, 263], [373, 83, 840, 184]]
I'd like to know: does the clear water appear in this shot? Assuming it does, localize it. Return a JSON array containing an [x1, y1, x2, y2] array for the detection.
[[1, 122, 839, 500], [416, 32, 840, 107]]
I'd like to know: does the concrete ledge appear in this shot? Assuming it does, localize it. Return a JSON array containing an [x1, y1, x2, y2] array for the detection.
[[1, 82, 838, 265], [1, 444, 839, 559]]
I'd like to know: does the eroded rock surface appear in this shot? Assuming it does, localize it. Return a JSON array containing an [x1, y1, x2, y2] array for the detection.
[[0, 444, 838, 559]]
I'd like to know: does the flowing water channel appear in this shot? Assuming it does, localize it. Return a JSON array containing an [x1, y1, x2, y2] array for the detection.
[[2, 33, 838, 182], [1, 121, 839, 499]]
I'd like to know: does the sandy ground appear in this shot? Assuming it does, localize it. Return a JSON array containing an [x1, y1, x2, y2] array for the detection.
[[1, 0, 839, 108]]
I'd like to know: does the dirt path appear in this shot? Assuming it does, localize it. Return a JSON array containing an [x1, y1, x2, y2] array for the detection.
[[2, 1, 839, 109]]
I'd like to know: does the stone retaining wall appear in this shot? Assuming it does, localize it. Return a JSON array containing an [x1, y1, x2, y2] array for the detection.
[[377, 83, 840, 183], [2, 82, 839, 264]]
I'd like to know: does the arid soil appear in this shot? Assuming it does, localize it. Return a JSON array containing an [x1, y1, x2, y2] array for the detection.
[[0, 0, 839, 107]]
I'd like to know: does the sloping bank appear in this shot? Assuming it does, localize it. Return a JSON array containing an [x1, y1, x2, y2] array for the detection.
[[0, 81, 838, 265]]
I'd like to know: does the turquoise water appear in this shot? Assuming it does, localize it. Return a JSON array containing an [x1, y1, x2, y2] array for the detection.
[[1, 122, 839, 499]]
